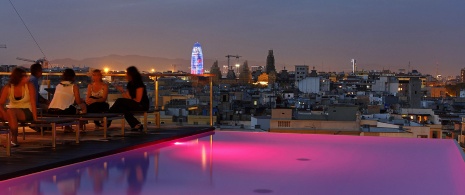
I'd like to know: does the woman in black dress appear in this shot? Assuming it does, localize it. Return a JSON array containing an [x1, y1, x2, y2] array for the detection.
[[108, 66, 149, 131]]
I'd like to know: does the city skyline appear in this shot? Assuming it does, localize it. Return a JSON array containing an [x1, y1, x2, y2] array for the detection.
[[1, 0, 464, 77]]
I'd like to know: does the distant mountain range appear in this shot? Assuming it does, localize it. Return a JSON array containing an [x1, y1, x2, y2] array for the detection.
[[48, 54, 265, 72]]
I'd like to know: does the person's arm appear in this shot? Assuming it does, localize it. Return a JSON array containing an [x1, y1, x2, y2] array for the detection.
[[85, 84, 93, 105], [133, 87, 143, 103], [116, 85, 131, 99], [73, 84, 83, 105], [0, 86, 10, 121], [28, 82, 38, 120]]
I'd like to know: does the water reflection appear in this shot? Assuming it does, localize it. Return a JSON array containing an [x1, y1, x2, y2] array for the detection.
[[55, 169, 82, 195], [87, 162, 109, 194], [115, 152, 149, 195], [5, 180, 42, 195], [0, 131, 213, 195]]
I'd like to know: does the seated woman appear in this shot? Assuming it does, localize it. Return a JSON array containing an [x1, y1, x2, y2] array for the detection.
[[48, 69, 87, 115], [85, 69, 109, 127], [108, 66, 149, 131], [0, 68, 37, 147]]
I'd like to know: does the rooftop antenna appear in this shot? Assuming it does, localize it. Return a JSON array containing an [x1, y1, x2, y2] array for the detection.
[[351, 59, 356, 74], [8, 0, 47, 59], [225, 54, 241, 70], [408, 61, 411, 73]]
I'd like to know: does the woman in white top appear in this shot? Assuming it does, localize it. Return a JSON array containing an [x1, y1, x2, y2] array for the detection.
[[86, 69, 109, 127], [48, 69, 86, 115], [0, 68, 37, 147]]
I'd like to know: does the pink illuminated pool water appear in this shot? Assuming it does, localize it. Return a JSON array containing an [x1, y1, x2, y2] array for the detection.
[[1, 131, 464, 195]]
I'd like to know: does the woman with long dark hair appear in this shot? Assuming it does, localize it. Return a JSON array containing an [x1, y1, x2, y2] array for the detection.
[[0, 67, 37, 147], [109, 66, 149, 131]]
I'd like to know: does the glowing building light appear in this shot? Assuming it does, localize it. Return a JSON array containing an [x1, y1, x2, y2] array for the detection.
[[191, 42, 204, 74]]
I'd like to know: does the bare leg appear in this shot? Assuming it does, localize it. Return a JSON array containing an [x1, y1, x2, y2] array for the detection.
[[7, 109, 26, 145]]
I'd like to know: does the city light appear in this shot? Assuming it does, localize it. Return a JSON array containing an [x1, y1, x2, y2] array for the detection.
[[104, 67, 109, 74]]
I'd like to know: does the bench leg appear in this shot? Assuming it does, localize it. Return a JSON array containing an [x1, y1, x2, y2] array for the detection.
[[144, 112, 148, 133], [6, 133, 10, 156], [154, 112, 158, 129], [121, 118, 125, 136], [75, 122, 80, 144], [103, 117, 107, 139], [52, 123, 56, 148], [157, 112, 161, 128]]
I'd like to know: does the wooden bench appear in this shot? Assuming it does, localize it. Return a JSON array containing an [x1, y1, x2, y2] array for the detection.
[[29, 118, 81, 148], [42, 113, 125, 139], [76, 113, 125, 139], [0, 127, 10, 156], [1, 118, 80, 149], [1, 120, 40, 141]]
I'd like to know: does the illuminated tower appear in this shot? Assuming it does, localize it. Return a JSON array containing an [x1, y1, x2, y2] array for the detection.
[[191, 42, 204, 74]]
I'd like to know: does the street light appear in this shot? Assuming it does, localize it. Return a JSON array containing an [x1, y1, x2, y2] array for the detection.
[[235, 63, 240, 74], [104, 67, 109, 74]]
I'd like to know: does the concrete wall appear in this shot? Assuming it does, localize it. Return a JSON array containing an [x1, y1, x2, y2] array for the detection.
[[298, 77, 320, 94], [272, 109, 292, 119], [270, 119, 359, 131], [360, 120, 378, 127], [405, 126, 430, 138], [361, 132, 413, 138], [251, 117, 271, 130], [187, 115, 216, 125], [362, 126, 431, 138], [271, 129, 360, 135], [372, 76, 388, 92]]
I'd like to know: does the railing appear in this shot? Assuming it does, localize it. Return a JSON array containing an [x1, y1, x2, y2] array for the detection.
[[0, 71, 216, 126]]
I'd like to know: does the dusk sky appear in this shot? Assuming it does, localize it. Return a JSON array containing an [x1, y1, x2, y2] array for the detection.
[[1, 0, 464, 76]]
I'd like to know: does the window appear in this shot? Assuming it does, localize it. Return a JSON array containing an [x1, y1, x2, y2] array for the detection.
[[278, 121, 291, 127]]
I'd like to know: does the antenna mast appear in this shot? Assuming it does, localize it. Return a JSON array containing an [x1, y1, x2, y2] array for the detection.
[[8, 0, 47, 59], [225, 54, 241, 70]]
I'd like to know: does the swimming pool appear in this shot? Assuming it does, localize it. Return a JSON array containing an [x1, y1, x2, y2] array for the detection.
[[1, 131, 464, 194]]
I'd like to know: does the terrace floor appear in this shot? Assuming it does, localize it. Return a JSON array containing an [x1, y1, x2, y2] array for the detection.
[[0, 123, 214, 180]]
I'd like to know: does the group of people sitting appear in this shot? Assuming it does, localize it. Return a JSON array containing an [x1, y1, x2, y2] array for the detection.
[[0, 64, 149, 147]]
